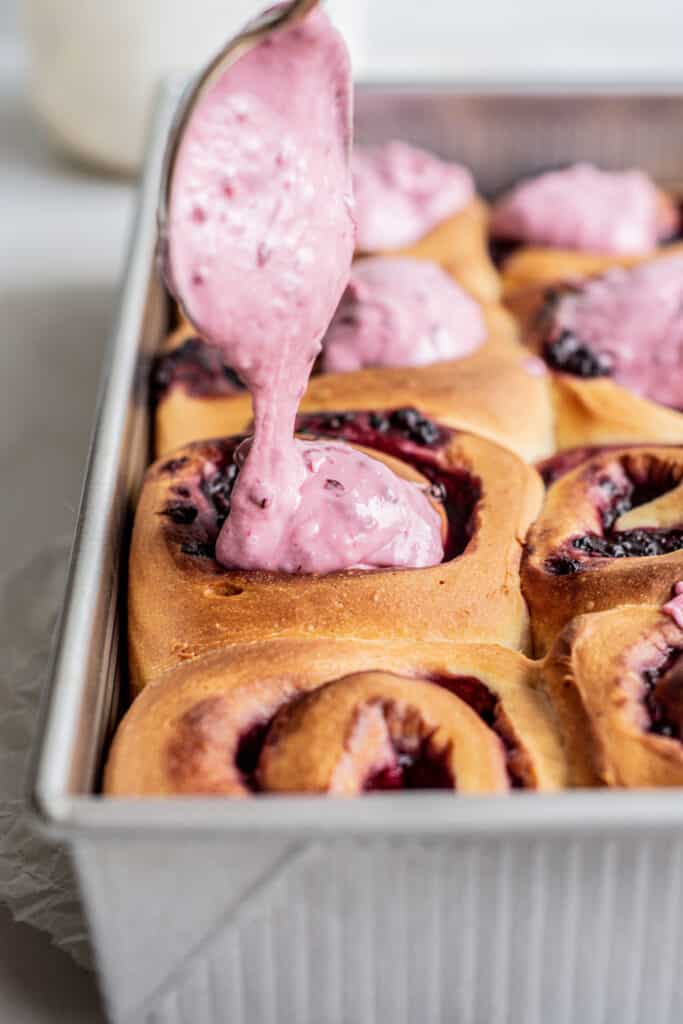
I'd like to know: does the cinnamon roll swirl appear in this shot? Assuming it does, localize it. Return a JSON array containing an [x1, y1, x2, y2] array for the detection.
[[105, 638, 570, 796], [523, 446, 683, 653], [130, 414, 543, 689], [542, 602, 683, 786]]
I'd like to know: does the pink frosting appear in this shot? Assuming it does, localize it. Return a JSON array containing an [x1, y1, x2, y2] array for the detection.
[[167, 9, 443, 575], [491, 163, 673, 253], [551, 252, 683, 408], [216, 439, 443, 573], [663, 582, 683, 630], [352, 141, 475, 251], [321, 257, 485, 373]]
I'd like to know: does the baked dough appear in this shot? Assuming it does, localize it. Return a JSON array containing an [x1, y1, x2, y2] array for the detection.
[[130, 421, 543, 689]]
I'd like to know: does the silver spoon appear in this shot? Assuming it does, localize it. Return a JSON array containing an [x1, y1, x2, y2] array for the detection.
[[158, 0, 319, 239]]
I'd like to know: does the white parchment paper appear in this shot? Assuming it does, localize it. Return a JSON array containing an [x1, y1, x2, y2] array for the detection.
[[0, 541, 91, 966]]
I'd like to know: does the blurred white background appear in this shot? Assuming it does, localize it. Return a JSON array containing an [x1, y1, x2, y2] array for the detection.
[[4, 0, 683, 81], [4, 0, 683, 170]]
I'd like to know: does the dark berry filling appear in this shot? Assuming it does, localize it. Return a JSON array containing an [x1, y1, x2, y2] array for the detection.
[[298, 407, 450, 450], [162, 504, 198, 525], [429, 674, 497, 724], [537, 445, 678, 488], [544, 555, 583, 576], [427, 674, 526, 788], [544, 458, 683, 574], [643, 649, 683, 739], [224, 674, 529, 794], [235, 721, 271, 790], [161, 438, 243, 556], [180, 539, 215, 559], [364, 740, 454, 791], [151, 337, 245, 402], [543, 330, 612, 379], [297, 408, 478, 561], [572, 529, 683, 560], [488, 236, 520, 269], [169, 411, 477, 566], [201, 460, 239, 529], [535, 287, 613, 380]]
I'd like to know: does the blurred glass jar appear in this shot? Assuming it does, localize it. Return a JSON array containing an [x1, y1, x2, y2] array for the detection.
[[21, 0, 367, 175]]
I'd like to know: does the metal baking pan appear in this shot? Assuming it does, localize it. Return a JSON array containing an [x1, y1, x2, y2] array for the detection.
[[31, 80, 683, 1023]]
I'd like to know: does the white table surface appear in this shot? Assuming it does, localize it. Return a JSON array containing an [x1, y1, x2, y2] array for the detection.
[[1, 43, 133, 1023]]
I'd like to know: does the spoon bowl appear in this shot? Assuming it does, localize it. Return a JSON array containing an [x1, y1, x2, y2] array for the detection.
[[158, 0, 320, 238]]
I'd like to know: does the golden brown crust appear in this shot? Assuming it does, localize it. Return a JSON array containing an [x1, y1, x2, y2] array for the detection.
[[363, 196, 501, 306], [523, 447, 683, 653], [129, 429, 543, 691], [548, 376, 683, 451], [258, 672, 509, 794], [154, 305, 555, 462], [501, 239, 683, 311], [541, 605, 683, 787], [105, 638, 570, 796]]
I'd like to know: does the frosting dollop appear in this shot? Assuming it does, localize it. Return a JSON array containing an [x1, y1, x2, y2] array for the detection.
[[216, 439, 444, 573], [663, 582, 683, 630], [352, 140, 474, 251], [321, 257, 485, 373], [166, 9, 444, 575], [491, 163, 675, 253], [548, 252, 683, 408]]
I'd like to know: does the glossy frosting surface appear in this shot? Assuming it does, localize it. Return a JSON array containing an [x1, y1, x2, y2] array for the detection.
[[216, 439, 443, 573], [352, 140, 474, 251], [550, 253, 683, 407], [322, 257, 485, 373], [491, 163, 672, 253], [167, 9, 443, 573]]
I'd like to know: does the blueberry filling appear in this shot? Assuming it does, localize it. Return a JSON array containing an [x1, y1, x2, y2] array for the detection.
[[643, 650, 683, 739], [162, 504, 198, 525], [543, 330, 613, 379], [544, 459, 683, 574], [200, 461, 239, 529], [171, 412, 477, 565], [151, 337, 245, 402], [161, 439, 242, 556], [572, 529, 683, 560], [544, 555, 583, 576], [536, 287, 613, 380], [298, 407, 449, 449], [180, 539, 215, 559], [537, 445, 679, 488]]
